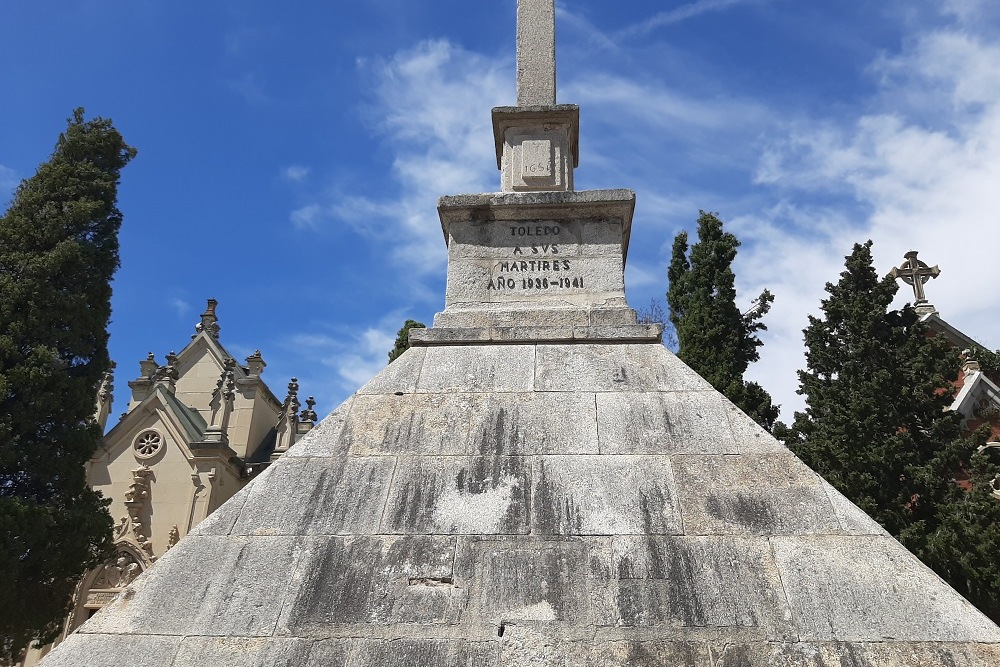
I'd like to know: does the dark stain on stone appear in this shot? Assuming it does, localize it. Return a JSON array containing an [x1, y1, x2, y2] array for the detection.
[[532, 460, 583, 535], [613, 366, 628, 383], [705, 491, 779, 533], [478, 406, 521, 456], [351, 639, 496, 667], [616, 538, 706, 627]]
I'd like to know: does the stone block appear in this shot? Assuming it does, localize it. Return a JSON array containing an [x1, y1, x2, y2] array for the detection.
[[609, 536, 795, 638], [597, 391, 738, 455], [713, 641, 1000, 667], [279, 535, 464, 632], [460, 536, 598, 626], [536, 344, 713, 392], [230, 457, 394, 536], [349, 639, 499, 667], [382, 455, 531, 534], [416, 345, 535, 393], [671, 454, 843, 536], [283, 396, 353, 458], [771, 535, 1000, 641], [820, 480, 889, 536], [343, 393, 476, 456], [499, 629, 714, 667], [356, 347, 425, 395], [172, 637, 327, 667], [83, 535, 303, 637], [533, 456, 682, 535], [723, 399, 789, 454], [40, 633, 180, 667]]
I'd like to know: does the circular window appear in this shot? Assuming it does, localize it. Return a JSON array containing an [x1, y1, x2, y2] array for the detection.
[[133, 430, 163, 459]]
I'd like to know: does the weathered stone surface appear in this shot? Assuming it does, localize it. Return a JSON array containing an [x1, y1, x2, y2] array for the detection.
[[536, 344, 713, 392], [610, 536, 795, 638], [597, 391, 739, 455], [383, 455, 531, 534], [39, 633, 180, 667], [350, 639, 498, 667], [279, 536, 463, 633], [283, 396, 353, 458], [533, 456, 682, 535], [772, 535, 1000, 641], [83, 535, 303, 637], [416, 345, 535, 393], [820, 479, 890, 536], [714, 641, 1000, 667], [500, 628, 714, 667], [672, 454, 843, 536], [230, 456, 394, 536], [355, 347, 425, 395], [172, 637, 323, 667]]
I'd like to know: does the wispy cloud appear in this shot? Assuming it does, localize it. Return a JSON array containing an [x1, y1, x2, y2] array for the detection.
[[228, 71, 270, 105], [291, 39, 508, 276], [0, 164, 18, 197], [167, 297, 191, 317], [616, 0, 765, 38], [280, 165, 310, 182]]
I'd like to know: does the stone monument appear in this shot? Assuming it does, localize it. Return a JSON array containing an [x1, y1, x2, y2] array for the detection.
[[40, 2, 1000, 665]]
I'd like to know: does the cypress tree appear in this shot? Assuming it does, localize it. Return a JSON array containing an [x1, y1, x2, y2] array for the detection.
[[667, 211, 778, 429], [387, 319, 426, 363], [777, 241, 1000, 621], [0, 109, 136, 662]]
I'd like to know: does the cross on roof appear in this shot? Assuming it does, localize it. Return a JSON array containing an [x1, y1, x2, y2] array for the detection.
[[889, 250, 940, 305], [517, 0, 556, 106]]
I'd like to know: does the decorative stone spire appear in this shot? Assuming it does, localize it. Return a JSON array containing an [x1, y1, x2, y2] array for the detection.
[[273, 378, 301, 459], [128, 353, 160, 404], [194, 298, 221, 340], [493, 0, 578, 193], [154, 351, 179, 393], [245, 350, 266, 377], [298, 396, 318, 434], [199, 359, 237, 446], [94, 362, 115, 431], [889, 251, 941, 315]]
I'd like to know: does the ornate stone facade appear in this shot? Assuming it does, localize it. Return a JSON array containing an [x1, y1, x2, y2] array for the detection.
[[18, 300, 313, 666]]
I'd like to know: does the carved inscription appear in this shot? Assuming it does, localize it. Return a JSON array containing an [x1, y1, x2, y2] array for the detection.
[[487, 223, 585, 292]]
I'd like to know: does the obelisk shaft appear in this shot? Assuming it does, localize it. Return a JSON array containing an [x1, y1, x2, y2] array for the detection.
[[517, 0, 556, 106]]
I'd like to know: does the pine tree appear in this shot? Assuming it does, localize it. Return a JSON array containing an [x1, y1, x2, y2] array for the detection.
[[667, 211, 778, 429], [777, 241, 1000, 621], [387, 319, 426, 363], [0, 109, 136, 662]]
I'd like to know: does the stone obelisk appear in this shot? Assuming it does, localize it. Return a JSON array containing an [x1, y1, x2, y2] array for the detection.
[[38, 3, 1000, 666]]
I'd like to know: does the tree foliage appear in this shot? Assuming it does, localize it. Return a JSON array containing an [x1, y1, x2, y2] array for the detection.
[[776, 241, 1000, 622], [387, 319, 426, 363], [667, 211, 778, 430], [0, 109, 135, 662]]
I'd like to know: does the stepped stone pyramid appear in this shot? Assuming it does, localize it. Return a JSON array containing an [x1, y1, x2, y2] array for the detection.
[[44, 1, 1000, 665]]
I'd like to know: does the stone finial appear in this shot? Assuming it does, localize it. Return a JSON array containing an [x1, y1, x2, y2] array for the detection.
[[245, 350, 266, 376], [273, 378, 301, 459], [154, 352, 179, 393], [95, 363, 115, 430], [195, 298, 221, 340], [201, 359, 237, 446], [139, 353, 159, 379], [962, 349, 982, 377], [888, 251, 940, 315], [166, 525, 180, 551], [300, 396, 318, 424]]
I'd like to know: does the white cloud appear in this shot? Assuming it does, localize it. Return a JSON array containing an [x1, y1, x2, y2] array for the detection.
[[280, 165, 310, 182], [741, 14, 1000, 418], [292, 40, 508, 275], [167, 297, 191, 317]]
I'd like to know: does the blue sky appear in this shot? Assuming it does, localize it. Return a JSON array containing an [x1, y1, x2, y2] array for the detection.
[[3, 0, 999, 423]]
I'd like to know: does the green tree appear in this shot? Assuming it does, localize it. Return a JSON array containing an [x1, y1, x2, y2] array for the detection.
[[387, 319, 426, 363], [0, 109, 136, 662], [776, 241, 1000, 621], [667, 211, 778, 429]]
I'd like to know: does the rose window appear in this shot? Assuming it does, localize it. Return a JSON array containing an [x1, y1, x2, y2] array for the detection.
[[133, 430, 162, 458]]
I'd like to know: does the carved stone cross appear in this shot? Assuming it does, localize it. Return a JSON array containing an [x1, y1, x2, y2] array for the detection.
[[517, 0, 556, 106], [889, 250, 940, 304]]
